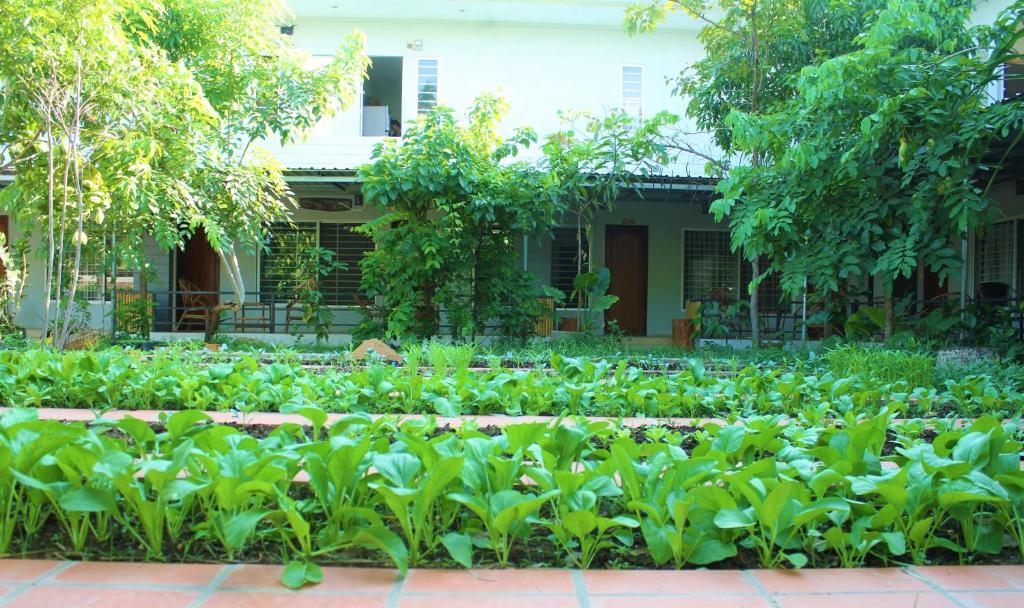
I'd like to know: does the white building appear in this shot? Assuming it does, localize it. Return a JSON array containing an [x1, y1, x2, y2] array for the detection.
[[3, 0, 1022, 341]]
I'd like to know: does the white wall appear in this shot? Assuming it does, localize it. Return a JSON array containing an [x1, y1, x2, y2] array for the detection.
[[263, 18, 712, 175]]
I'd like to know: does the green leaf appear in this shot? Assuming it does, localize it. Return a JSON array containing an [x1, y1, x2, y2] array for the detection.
[[432, 397, 459, 417], [784, 552, 808, 568], [353, 526, 410, 576], [223, 510, 270, 551], [167, 410, 211, 438], [689, 538, 737, 565], [714, 508, 755, 528], [58, 487, 118, 513], [281, 561, 323, 590], [441, 532, 474, 568]]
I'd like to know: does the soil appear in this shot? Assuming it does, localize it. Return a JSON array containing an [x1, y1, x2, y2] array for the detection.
[[11, 517, 1022, 571]]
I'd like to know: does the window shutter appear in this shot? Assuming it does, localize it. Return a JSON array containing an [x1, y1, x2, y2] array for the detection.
[[417, 59, 438, 114]]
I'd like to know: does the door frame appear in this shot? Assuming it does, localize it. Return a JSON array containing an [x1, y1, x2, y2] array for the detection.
[[604, 224, 648, 336]]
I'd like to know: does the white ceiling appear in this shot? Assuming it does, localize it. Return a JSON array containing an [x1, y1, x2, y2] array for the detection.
[[285, 0, 701, 30]]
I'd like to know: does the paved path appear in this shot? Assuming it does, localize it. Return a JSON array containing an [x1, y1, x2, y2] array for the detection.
[[0, 560, 1023, 607]]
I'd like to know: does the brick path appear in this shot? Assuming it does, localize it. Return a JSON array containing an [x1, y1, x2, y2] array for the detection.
[[0, 561, 1022, 607]]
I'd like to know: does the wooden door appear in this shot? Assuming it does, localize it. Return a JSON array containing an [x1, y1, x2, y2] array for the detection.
[[604, 225, 648, 335], [176, 227, 219, 299]]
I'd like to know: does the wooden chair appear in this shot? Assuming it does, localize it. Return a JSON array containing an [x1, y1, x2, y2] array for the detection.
[[284, 301, 306, 334], [175, 278, 213, 331], [284, 276, 318, 334], [233, 301, 271, 333]]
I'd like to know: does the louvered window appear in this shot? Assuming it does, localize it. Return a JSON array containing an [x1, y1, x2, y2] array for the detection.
[[260, 222, 373, 305], [550, 227, 589, 308], [417, 59, 438, 113], [318, 223, 374, 305], [622, 65, 643, 122]]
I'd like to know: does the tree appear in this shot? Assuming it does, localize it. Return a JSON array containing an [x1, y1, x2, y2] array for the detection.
[[625, 0, 874, 343], [713, 0, 1024, 338], [540, 109, 676, 328], [357, 94, 561, 340], [0, 0, 367, 345]]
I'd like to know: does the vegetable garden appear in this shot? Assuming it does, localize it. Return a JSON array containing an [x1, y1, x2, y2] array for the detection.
[[0, 342, 1022, 588]]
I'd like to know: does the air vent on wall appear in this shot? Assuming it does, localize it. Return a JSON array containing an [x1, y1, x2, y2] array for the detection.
[[298, 196, 364, 212]]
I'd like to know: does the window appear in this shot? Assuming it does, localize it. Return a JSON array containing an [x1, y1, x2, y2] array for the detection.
[[52, 248, 134, 301], [976, 220, 1015, 287], [622, 65, 643, 122], [682, 230, 784, 310], [417, 59, 438, 114], [550, 227, 589, 307], [683, 231, 737, 304], [1018, 220, 1023, 294], [259, 222, 373, 305], [362, 56, 403, 137], [740, 259, 784, 311], [260, 222, 318, 302], [318, 223, 374, 305]]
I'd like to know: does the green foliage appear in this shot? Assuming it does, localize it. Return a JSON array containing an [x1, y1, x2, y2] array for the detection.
[[625, 0, 874, 344], [571, 267, 619, 333], [713, 0, 1024, 337], [1, 408, 1022, 576], [291, 247, 345, 345], [357, 95, 557, 341], [0, 0, 368, 335], [0, 346, 1021, 419], [626, 0, 872, 155], [824, 344, 935, 396]]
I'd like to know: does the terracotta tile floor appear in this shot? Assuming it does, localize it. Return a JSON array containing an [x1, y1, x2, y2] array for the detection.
[[1, 561, 1022, 607]]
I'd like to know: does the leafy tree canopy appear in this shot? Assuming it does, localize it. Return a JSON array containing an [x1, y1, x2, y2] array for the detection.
[[713, 0, 1024, 336], [0, 0, 367, 308], [357, 94, 561, 339]]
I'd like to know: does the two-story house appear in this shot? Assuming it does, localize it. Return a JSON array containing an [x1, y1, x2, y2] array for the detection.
[[3, 0, 1022, 341]]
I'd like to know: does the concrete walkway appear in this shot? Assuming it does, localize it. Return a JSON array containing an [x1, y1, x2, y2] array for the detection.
[[0, 560, 1022, 607]]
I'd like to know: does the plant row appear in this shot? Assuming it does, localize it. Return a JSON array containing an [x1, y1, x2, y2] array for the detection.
[[1, 407, 1022, 587], [1, 349, 1020, 418]]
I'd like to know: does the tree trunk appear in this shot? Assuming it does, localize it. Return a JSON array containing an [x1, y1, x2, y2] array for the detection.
[[417, 280, 438, 339], [42, 112, 56, 346], [749, 256, 760, 346], [56, 56, 85, 351], [218, 245, 245, 305], [823, 292, 833, 338], [884, 292, 895, 340]]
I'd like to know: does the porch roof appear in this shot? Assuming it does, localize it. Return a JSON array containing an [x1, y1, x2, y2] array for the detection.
[[282, 167, 720, 204]]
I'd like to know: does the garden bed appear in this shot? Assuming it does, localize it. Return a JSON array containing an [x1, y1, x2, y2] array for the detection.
[[1, 348, 1020, 419], [1, 406, 1021, 589]]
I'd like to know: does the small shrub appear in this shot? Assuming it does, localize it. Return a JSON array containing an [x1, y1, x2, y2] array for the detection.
[[824, 344, 935, 388]]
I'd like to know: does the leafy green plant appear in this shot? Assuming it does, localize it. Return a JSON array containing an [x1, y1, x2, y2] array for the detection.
[[824, 344, 935, 388], [570, 267, 619, 334], [291, 247, 346, 345]]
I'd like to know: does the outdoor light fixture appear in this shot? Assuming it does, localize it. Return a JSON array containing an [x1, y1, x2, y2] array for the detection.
[[407, 39, 423, 51], [280, 24, 295, 36]]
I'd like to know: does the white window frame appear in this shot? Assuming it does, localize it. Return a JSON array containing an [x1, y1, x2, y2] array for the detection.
[[621, 64, 644, 123], [257, 220, 374, 309], [973, 214, 1023, 297], [416, 58, 440, 115]]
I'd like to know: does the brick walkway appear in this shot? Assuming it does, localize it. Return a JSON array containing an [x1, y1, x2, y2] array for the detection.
[[0, 561, 1022, 607]]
